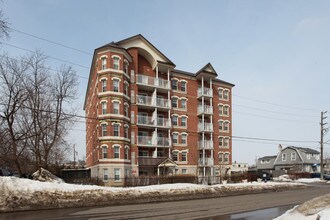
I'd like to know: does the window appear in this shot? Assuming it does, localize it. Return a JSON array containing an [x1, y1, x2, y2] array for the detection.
[[101, 79, 107, 92], [101, 102, 107, 114], [101, 57, 107, 70], [181, 99, 187, 110], [103, 168, 109, 181], [224, 90, 229, 100], [224, 122, 229, 131], [219, 153, 224, 163], [224, 153, 229, 163], [282, 153, 287, 161], [219, 137, 223, 147], [124, 105, 129, 117], [172, 115, 178, 126], [113, 57, 120, 70], [101, 124, 107, 136], [218, 88, 223, 99], [181, 134, 187, 145], [182, 169, 187, 174], [113, 79, 119, 92], [124, 62, 129, 74], [172, 133, 178, 144], [291, 152, 296, 161], [113, 124, 119, 136], [124, 148, 129, 160], [180, 81, 186, 92], [173, 151, 178, 161], [307, 154, 311, 160], [124, 83, 128, 96], [124, 126, 129, 138], [224, 137, 229, 147], [172, 79, 178, 90], [139, 151, 148, 157], [219, 121, 223, 131], [172, 97, 178, 108], [181, 116, 187, 127], [219, 104, 223, 115], [224, 106, 229, 116], [114, 146, 120, 158], [182, 152, 187, 162], [102, 146, 107, 159], [114, 168, 120, 181], [113, 102, 119, 114]]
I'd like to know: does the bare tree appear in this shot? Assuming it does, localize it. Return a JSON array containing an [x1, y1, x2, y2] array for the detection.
[[24, 52, 78, 171], [0, 54, 30, 176], [0, 9, 10, 39]]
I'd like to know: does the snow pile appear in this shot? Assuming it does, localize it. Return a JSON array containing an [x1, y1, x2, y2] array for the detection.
[[295, 178, 326, 183], [0, 177, 306, 212], [273, 175, 293, 182], [32, 168, 64, 184], [275, 194, 330, 219]]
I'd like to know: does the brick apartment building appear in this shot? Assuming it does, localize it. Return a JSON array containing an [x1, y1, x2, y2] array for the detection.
[[84, 35, 234, 186]]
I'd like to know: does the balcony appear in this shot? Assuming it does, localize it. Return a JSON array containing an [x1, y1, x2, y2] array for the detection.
[[197, 105, 213, 115], [136, 74, 170, 90], [137, 136, 170, 148], [197, 87, 213, 98], [198, 123, 214, 133], [198, 158, 214, 166], [136, 95, 171, 110], [137, 115, 171, 128], [198, 140, 214, 150]]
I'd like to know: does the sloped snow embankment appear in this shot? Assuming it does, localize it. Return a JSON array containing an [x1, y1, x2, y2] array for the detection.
[[0, 177, 306, 212], [275, 194, 330, 220]]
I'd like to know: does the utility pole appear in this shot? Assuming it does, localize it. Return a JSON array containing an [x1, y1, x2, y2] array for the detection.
[[73, 144, 76, 169], [320, 111, 328, 180]]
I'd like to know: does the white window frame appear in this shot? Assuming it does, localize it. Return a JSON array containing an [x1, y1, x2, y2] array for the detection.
[[113, 57, 120, 70], [113, 79, 120, 92], [101, 57, 107, 70], [101, 79, 107, 92], [113, 101, 120, 114], [103, 168, 109, 181], [172, 79, 178, 90], [114, 168, 120, 181], [114, 145, 120, 159], [182, 151, 187, 162], [172, 133, 178, 144], [113, 124, 120, 137], [181, 99, 187, 110], [101, 102, 107, 114], [282, 153, 287, 161], [101, 124, 107, 136], [180, 81, 186, 92], [181, 116, 187, 127], [181, 133, 187, 145], [172, 115, 178, 126], [291, 152, 296, 161], [102, 146, 108, 159]]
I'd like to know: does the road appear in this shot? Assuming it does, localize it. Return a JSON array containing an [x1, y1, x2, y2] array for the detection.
[[1, 183, 329, 220]]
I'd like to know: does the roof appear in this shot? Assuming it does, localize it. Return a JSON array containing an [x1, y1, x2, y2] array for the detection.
[[294, 147, 320, 154], [138, 157, 170, 166], [196, 63, 218, 76], [259, 156, 277, 160]]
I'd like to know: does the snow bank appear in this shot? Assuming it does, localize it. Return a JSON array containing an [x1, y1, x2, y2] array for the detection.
[[0, 177, 306, 212], [295, 178, 326, 183], [273, 175, 293, 182], [32, 168, 64, 184], [275, 194, 330, 220]]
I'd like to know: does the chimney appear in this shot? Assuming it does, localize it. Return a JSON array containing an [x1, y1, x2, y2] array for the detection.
[[278, 144, 283, 153]]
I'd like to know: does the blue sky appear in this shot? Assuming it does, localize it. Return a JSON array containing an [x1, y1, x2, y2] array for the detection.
[[2, 0, 330, 164]]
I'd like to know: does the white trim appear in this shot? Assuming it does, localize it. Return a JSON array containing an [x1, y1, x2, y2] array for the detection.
[[111, 99, 122, 104], [100, 122, 108, 125], [100, 77, 107, 81], [111, 77, 122, 81], [100, 100, 108, 103], [111, 55, 122, 60], [101, 144, 109, 148], [111, 122, 122, 126], [100, 55, 108, 59], [124, 124, 129, 128]]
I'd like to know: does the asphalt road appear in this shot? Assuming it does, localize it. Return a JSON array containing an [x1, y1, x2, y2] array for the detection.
[[1, 183, 329, 220]]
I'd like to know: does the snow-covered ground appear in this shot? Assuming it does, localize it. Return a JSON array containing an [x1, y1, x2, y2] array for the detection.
[[295, 178, 326, 183], [275, 194, 330, 220], [0, 176, 306, 212]]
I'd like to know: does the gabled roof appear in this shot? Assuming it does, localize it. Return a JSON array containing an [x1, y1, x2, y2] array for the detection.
[[114, 34, 175, 66], [138, 157, 177, 167], [196, 62, 218, 76]]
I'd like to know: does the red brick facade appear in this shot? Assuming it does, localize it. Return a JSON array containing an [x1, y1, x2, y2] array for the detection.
[[84, 35, 234, 185]]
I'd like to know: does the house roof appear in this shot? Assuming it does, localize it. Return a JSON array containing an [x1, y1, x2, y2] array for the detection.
[[259, 156, 277, 160], [294, 147, 320, 154], [138, 157, 176, 167]]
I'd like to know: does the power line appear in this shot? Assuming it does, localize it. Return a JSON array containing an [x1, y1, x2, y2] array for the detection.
[[233, 111, 317, 123], [0, 41, 90, 69], [233, 104, 318, 118], [12, 28, 93, 56], [233, 94, 321, 112], [232, 135, 319, 143], [0, 54, 89, 80]]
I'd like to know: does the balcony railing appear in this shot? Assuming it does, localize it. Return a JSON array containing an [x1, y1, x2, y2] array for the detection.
[[137, 115, 171, 128], [197, 87, 213, 98], [137, 136, 170, 148], [136, 95, 170, 109], [198, 123, 214, 132], [198, 140, 214, 149], [197, 105, 213, 115], [137, 74, 170, 90], [137, 136, 153, 146], [198, 158, 214, 166]]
